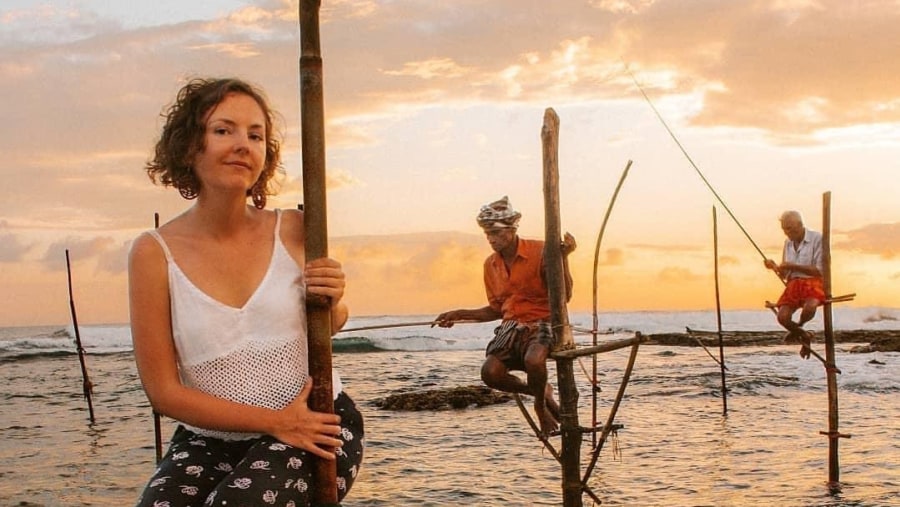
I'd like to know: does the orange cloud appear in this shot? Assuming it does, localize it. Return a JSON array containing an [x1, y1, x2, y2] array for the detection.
[[601, 248, 625, 266], [718, 255, 740, 266], [0, 227, 34, 263], [41, 236, 116, 272], [835, 222, 900, 259], [658, 266, 705, 283]]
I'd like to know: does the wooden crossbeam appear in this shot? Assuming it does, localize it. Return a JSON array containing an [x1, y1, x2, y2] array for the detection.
[[765, 293, 856, 309]]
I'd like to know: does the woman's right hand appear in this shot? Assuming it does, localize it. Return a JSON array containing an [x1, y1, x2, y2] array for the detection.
[[271, 379, 343, 460]]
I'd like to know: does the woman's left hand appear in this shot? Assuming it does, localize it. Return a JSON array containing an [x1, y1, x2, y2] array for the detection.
[[304, 257, 346, 306]]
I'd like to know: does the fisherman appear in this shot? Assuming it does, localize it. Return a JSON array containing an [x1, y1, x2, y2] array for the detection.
[[764, 210, 825, 359], [434, 196, 576, 435]]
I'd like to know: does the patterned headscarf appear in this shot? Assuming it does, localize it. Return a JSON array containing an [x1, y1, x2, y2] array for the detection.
[[476, 195, 521, 230]]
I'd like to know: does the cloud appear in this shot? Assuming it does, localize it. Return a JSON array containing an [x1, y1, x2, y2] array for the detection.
[[590, 0, 658, 15], [97, 241, 132, 274], [629, 243, 704, 252], [188, 42, 263, 58], [601, 247, 625, 266], [0, 224, 34, 262], [636, 1, 900, 135], [330, 232, 487, 314], [41, 236, 117, 272], [657, 266, 704, 283], [718, 255, 740, 266], [4, 0, 898, 236], [835, 222, 900, 259], [383, 58, 473, 80]]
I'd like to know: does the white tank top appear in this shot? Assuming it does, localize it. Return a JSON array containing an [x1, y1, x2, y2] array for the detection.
[[149, 209, 341, 440]]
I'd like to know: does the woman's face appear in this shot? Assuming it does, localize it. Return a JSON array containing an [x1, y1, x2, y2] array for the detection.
[[192, 92, 268, 197]]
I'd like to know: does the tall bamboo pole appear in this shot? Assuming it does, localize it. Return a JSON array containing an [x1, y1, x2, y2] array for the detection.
[[153, 212, 164, 463], [822, 191, 840, 485], [713, 207, 727, 415], [299, 1, 338, 503], [541, 108, 581, 507], [65, 249, 95, 424], [590, 160, 631, 447]]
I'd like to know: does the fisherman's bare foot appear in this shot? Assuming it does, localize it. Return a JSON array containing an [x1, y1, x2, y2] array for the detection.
[[544, 383, 561, 420], [782, 329, 801, 344], [799, 330, 812, 359], [537, 407, 559, 436]]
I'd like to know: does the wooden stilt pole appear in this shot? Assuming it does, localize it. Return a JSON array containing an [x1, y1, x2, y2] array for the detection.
[[712, 207, 728, 415], [65, 249, 95, 424], [299, 1, 338, 504], [152, 212, 163, 464], [821, 191, 843, 486], [540, 107, 582, 507]]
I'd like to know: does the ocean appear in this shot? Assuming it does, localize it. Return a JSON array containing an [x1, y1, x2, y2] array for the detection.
[[1, 308, 899, 506]]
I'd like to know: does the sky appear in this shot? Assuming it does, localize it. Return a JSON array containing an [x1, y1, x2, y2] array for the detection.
[[1, 0, 899, 327]]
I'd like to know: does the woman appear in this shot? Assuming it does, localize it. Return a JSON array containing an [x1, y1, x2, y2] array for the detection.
[[129, 78, 363, 506]]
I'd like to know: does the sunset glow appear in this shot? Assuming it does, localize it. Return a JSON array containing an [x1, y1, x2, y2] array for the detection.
[[1, 0, 898, 326]]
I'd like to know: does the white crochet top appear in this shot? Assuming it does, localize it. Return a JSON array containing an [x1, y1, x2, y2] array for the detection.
[[149, 209, 341, 441]]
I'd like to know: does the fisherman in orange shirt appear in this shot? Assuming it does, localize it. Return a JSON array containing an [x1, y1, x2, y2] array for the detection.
[[434, 196, 575, 435]]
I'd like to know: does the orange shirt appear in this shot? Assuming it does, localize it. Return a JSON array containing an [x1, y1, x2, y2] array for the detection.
[[484, 238, 550, 322]]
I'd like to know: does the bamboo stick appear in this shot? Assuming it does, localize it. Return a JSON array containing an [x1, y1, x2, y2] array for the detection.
[[713, 207, 728, 415], [551, 334, 647, 360], [513, 394, 603, 505], [65, 249, 95, 424], [153, 212, 163, 464], [540, 107, 582, 507], [582, 341, 640, 485], [590, 159, 632, 447], [299, 1, 338, 503]]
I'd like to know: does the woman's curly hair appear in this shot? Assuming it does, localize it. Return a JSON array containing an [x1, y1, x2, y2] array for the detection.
[[145, 78, 283, 208]]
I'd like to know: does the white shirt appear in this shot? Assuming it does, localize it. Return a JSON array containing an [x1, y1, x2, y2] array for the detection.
[[782, 228, 823, 280]]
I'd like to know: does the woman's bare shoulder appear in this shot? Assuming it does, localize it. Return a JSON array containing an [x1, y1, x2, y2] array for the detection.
[[129, 230, 166, 262], [279, 207, 305, 242]]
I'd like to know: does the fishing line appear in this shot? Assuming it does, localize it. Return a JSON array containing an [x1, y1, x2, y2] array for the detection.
[[621, 61, 768, 262]]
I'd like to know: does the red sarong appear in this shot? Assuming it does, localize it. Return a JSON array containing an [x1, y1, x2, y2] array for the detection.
[[776, 278, 826, 308]]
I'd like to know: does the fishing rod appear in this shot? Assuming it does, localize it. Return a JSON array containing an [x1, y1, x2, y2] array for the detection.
[[622, 61, 769, 263], [338, 321, 437, 333], [338, 319, 482, 333]]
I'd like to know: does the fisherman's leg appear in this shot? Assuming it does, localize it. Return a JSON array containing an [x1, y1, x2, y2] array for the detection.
[[481, 355, 529, 394], [524, 342, 559, 434], [777, 305, 802, 335], [135, 426, 250, 507], [798, 298, 819, 327], [523, 342, 549, 402]]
